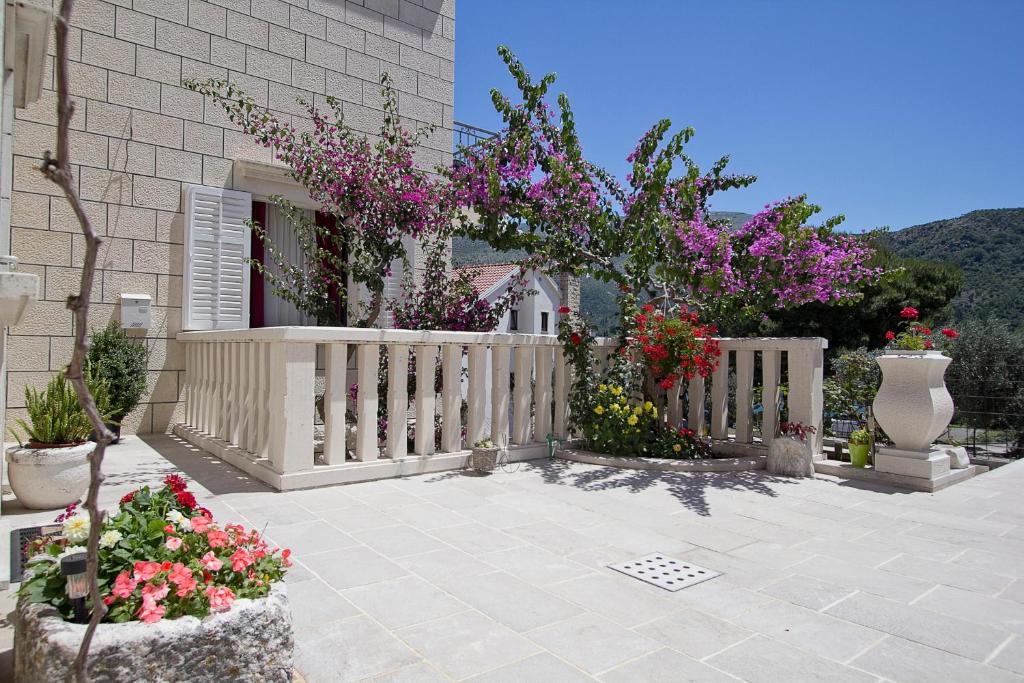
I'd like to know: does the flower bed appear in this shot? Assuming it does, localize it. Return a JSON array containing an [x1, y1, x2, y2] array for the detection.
[[15, 475, 294, 681]]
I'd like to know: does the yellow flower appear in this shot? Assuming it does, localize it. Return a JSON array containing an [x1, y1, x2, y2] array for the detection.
[[652, 407, 658, 418], [610, 403, 621, 412], [633, 405, 643, 416], [627, 415, 638, 426], [673, 443, 682, 453], [619, 396, 627, 405], [644, 401, 653, 412], [610, 385, 622, 396], [598, 384, 607, 393], [594, 405, 605, 415]]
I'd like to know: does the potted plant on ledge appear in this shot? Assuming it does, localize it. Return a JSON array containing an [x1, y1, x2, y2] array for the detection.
[[848, 428, 871, 468], [6, 370, 113, 510], [14, 475, 293, 681], [471, 439, 500, 474]]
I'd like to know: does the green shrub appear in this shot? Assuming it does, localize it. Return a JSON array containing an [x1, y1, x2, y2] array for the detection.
[[11, 369, 113, 447], [88, 321, 148, 421]]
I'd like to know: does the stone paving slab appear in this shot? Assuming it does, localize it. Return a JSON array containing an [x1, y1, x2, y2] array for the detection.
[[3, 434, 1024, 682]]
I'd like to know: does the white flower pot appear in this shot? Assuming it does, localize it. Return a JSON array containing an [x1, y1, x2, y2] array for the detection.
[[5, 442, 94, 510], [873, 350, 954, 452]]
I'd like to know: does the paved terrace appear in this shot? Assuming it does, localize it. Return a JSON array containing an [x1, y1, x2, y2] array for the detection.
[[2, 436, 1023, 682]]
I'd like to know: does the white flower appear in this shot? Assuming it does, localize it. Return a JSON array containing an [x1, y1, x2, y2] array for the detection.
[[59, 545, 86, 558], [99, 530, 123, 548], [62, 515, 90, 544], [167, 509, 192, 531]]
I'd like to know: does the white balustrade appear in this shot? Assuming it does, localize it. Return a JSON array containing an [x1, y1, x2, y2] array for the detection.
[[174, 328, 825, 489]]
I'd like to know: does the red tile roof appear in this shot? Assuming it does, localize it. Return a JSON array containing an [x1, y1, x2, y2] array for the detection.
[[453, 263, 520, 296]]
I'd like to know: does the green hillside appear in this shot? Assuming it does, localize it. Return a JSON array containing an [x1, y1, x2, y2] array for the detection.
[[453, 212, 753, 334], [879, 209, 1024, 327]]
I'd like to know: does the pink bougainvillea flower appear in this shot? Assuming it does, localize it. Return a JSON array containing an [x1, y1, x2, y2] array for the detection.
[[132, 561, 161, 583], [190, 515, 213, 533], [165, 537, 182, 551], [207, 530, 229, 548], [206, 585, 236, 612]]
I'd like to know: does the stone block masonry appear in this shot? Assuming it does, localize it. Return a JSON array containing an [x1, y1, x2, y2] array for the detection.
[[5, 0, 455, 435]]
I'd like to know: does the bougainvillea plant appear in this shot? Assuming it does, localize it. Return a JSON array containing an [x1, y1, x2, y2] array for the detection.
[[455, 47, 883, 327], [884, 306, 958, 352], [18, 475, 290, 624], [625, 302, 721, 391], [388, 225, 530, 332], [188, 73, 454, 327]]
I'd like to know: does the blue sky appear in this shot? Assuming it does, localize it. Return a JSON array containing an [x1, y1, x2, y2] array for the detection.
[[453, 1, 1024, 232]]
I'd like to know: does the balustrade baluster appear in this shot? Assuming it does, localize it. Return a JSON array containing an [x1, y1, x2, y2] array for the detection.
[[711, 350, 730, 440], [467, 345, 487, 447], [735, 349, 755, 443], [533, 347, 553, 442], [323, 343, 348, 464], [355, 344, 380, 462], [491, 346, 511, 446], [385, 344, 409, 459], [441, 345, 462, 452], [761, 349, 781, 446], [512, 346, 532, 444], [415, 345, 439, 455]]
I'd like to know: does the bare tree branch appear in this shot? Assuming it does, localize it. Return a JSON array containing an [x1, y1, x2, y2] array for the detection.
[[39, 1, 115, 680]]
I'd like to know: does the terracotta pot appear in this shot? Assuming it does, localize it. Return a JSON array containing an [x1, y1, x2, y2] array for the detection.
[[873, 350, 954, 452], [5, 442, 94, 510]]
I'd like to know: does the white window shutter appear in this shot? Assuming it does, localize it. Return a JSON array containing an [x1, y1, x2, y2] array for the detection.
[[183, 185, 252, 330]]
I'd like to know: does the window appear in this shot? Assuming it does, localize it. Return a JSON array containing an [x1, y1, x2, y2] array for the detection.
[[183, 185, 252, 330], [510, 308, 519, 331], [540, 311, 549, 333]]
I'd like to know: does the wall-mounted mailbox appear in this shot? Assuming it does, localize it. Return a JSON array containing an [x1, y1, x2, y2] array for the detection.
[[120, 293, 151, 330]]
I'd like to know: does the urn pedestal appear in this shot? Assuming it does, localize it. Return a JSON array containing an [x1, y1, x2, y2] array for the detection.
[[872, 350, 956, 482]]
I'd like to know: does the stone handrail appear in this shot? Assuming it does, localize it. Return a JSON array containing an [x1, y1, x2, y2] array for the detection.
[[174, 327, 825, 489]]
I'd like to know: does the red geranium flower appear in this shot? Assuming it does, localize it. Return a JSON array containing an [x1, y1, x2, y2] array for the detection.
[[924, 340, 934, 349], [642, 304, 655, 313], [175, 490, 197, 510], [885, 331, 895, 341], [164, 474, 189, 493], [558, 306, 571, 314], [941, 328, 958, 338], [120, 491, 135, 505], [899, 306, 919, 319], [569, 333, 582, 346]]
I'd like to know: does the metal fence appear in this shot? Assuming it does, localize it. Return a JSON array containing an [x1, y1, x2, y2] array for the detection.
[[939, 360, 1024, 459], [453, 121, 497, 166]]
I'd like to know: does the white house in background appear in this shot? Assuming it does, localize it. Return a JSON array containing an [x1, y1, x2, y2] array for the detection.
[[455, 263, 563, 335], [454, 263, 562, 442]]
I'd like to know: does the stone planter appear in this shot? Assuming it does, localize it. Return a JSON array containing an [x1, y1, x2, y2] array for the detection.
[[5, 442, 94, 510], [767, 435, 814, 477], [470, 447, 499, 474], [15, 582, 292, 682], [873, 350, 954, 452]]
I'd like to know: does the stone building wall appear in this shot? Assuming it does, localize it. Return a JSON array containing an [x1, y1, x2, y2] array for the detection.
[[4, 0, 455, 434]]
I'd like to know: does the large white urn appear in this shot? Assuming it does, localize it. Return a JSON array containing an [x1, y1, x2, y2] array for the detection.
[[873, 350, 954, 451]]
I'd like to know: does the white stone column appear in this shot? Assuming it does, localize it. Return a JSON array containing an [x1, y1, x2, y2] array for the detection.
[[386, 344, 409, 459], [533, 347, 553, 442], [414, 345, 438, 456], [466, 345, 487, 447], [440, 344, 462, 452], [355, 344, 379, 462], [734, 349, 754, 443], [787, 343, 825, 456], [267, 342, 315, 474], [322, 343, 347, 464]]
